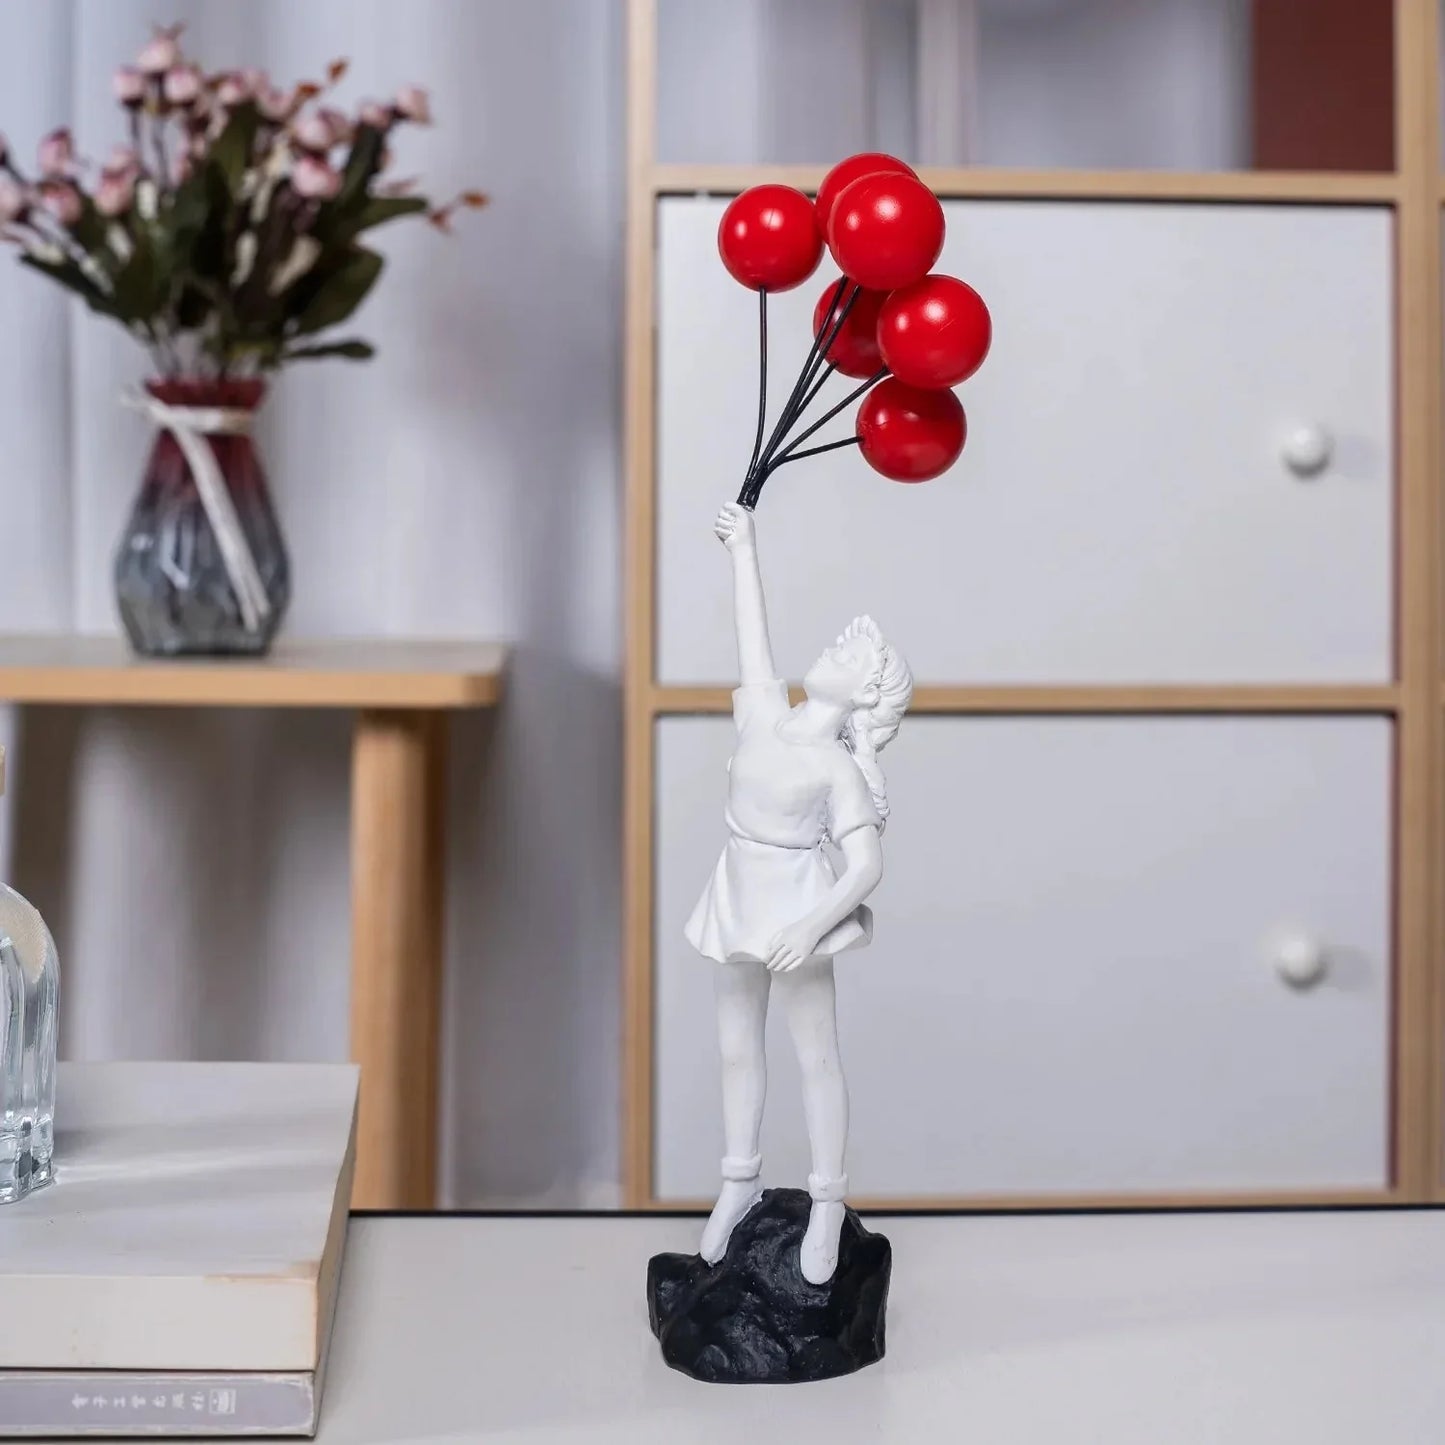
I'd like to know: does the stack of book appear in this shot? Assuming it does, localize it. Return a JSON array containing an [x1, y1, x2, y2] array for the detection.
[[0, 1061, 357, 1437]]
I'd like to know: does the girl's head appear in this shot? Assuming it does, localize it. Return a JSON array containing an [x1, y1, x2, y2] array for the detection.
[[804, 616, 913, 823]]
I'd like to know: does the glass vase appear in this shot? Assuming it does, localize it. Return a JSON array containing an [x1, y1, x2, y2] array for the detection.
[[115, 379, 291, 657], [0, 882, 58, 1204]]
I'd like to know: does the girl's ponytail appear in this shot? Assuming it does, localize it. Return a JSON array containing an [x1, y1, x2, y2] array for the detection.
[[845, 714, 891, 828], [837, 616, 913, 830]]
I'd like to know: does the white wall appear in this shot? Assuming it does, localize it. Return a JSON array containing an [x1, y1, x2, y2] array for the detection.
[[0, 0, 624, 1206]]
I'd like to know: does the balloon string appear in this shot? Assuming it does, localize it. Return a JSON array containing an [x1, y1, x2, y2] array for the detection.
[[769, 367, 887, 468], [792, 355, 838, 430], [737, 287, 769, 505], [750, 282, 858, 496], [766, 435, 861, 469], [749, 296, 832, 498], [746, 282, 861, 507], [784, 284, 856, 434]]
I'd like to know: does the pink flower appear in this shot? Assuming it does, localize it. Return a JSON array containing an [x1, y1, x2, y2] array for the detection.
[[112, 65, 147, 106], [291, 112, 334, 152], [291, 154, 341, 200], [105, 144, 140, 176], [169, 149, 192, 187], [163, 64, 203, 107], [0, 174, 28, 224], [257, 85, 291, 122], [394, 85, 431, 124], [36, 128, 73, 178], [214, 70, 251, 107], [319, 107, 353, 145], [95, 169, 135, 217], [357, 99, 392, 131], [38, 181, 82, 228], [137, 31, 179, 76]]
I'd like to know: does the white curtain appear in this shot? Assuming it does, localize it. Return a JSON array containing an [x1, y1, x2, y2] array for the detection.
[[0, 0, 623, 1206]]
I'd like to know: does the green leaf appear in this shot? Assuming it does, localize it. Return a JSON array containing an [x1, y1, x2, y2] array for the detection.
[[190, 162, 235, 286], [289, 246, 384, 335], [69, 197, 110, 263], [208, 103, 259, 191], [18, 252, 114, 315], [349, 194, 428, 233], [333, 124, 386, 216], [283, 338, 376, 362], [109, 230, 162, 323], [166, 166, 212, 258], [313, 192, 426, 248]]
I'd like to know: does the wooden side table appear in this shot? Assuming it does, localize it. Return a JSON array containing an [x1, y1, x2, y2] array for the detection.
[[0, 635, 508, 1210]]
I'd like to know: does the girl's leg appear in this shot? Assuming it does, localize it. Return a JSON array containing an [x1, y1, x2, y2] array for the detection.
[[776, 956, 849, 1284], [699, 959, 772, 1263]]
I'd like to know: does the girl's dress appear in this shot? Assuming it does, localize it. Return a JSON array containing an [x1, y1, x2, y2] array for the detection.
[[685, 679, 882, 964]]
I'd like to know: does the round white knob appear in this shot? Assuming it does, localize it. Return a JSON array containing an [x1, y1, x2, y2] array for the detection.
[[1274, 934, 1327, 989], [1281, 424, 1333, 477]]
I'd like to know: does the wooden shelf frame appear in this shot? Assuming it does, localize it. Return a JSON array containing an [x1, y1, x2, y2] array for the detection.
[[0, 637, 507, 710], [653, 164, 1402, 206], [648, 684, 1403, 717], [1393, 0, 1445, 1201], [623, 0, 1445, 1211]]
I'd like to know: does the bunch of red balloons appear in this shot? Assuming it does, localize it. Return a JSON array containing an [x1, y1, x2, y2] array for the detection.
[[717, 152, 991, 484]]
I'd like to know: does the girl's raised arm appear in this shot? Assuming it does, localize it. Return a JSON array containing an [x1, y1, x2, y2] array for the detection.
[[714, 503, 777, 685]]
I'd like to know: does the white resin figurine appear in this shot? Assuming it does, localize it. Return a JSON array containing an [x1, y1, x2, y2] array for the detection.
[[687, 503, 913, 1284], [0, 746, 59, 1203]]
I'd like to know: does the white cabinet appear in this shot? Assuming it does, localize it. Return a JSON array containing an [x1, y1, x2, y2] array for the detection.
[[656, 199, 1393, 685], [653, 716, 1392, 1199]]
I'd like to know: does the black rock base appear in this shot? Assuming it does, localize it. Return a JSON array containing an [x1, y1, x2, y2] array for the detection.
[[646, 1187, 891, 1384]]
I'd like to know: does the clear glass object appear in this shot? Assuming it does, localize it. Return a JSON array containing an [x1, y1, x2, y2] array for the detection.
[[0, 883, 59, 1203]]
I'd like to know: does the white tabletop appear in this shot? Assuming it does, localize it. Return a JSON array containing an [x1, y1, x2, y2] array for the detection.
[[75, 1208, 1445, 1443], [271, 1208, 1445, 1445]]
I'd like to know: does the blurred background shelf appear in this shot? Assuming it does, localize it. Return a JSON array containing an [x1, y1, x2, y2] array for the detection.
[[0, 635, 509, 1212], [0, 636, 507, 709]]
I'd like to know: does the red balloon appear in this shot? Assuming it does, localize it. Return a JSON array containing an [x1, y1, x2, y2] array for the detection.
[[815, 152, 917, 239], [878, 274, 992, 388], [812, 279, 888, 380], [856, 378, 965, 482], [828, 172, 944, 291], [717, 185, 822, 292]]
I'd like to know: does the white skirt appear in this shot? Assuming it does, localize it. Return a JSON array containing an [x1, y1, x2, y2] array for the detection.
[[684, 835, 873, 964]]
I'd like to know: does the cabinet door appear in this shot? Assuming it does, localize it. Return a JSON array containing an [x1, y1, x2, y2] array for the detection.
[[653, 716, 1391, 1199], [656, 200, 1393, 685]]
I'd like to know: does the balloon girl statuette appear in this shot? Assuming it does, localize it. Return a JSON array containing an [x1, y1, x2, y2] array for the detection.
[[647, 154, 991, 1384]]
